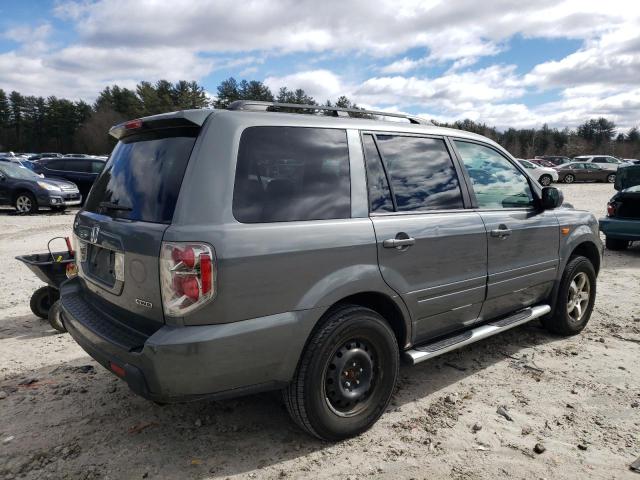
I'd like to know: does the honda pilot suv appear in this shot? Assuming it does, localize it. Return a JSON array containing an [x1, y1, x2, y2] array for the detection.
[[61, 102, 602, 440]]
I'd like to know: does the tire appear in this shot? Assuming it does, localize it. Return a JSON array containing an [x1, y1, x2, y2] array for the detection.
[[605, 237, 628, 250], [14, 192, 38, 214], [47, 300, 67, 333], [539, 174, 552, 186], [606, 173, 616, 183], [563, 174, 575, 184], [542, 255, 596, 336], [30, 286, 52, 319], [284, 305, 399, 441]]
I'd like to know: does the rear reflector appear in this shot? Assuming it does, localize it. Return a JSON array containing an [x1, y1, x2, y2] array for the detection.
[[110, 362, 126, 378], [607, 203, 616, 217]]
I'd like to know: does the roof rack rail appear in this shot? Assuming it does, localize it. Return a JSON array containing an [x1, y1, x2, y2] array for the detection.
[[227, 100, 430, 125]]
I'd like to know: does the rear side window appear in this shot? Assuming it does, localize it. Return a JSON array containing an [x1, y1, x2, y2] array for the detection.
[[233, 127, 351, 223], [84, 128, 197, 223], [375, 135, 464, 211], [362, 134, 394, 212]]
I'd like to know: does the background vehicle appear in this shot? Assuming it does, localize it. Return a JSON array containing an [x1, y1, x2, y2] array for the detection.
[[535, 155, 571, 166], [32, 157, 106, 199], [61, 103, 601, 441], [555, 161, 616, 183], [517, 159, 559, 185], [600, 163, 640, 250], [574, 155, 623, 171], [29, 153, 63, 160], [63, 153, 90, 158], [0, 162, 81, 213], [0, 157, 37, 171], [530, 158, 557, 168]]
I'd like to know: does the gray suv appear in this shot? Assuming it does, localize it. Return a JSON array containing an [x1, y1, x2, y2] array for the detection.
[[60, 102, 602, 440]]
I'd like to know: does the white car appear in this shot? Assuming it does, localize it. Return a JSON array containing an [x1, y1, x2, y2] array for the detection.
[[517, 159, 559, 186], [573, 155, 623, 171]]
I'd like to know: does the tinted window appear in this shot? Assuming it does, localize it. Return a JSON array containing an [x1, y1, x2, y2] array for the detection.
[[362, 134, 393, 212], [66, 160, 90, 172], [90, 161, 105, 174], [375, 135, 463, 211], [233, 127, 350, 223], [593, 157, 606, 163], [454, 140, 534, 209], [85, 128, 197, 223], [47, 160, 66, 170]]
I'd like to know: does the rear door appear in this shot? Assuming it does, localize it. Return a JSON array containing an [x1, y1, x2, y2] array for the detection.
[[452, 139, 559, 320], [74, 125, 201, 327], [364, 133, 488, 342]]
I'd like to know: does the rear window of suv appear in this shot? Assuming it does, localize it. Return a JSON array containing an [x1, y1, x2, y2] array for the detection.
[[233, 126, 351, 223], [84, 128, 197, 223]]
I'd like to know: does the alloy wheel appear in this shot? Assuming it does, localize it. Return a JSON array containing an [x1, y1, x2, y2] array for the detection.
[[567, 272, 590, 323], [564, 174, 574, 184], [607, 174, 616, 183], [16, 195, 32, 213]]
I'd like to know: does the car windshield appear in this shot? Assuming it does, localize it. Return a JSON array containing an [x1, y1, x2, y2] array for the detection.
[[0, 162, 40, 180]]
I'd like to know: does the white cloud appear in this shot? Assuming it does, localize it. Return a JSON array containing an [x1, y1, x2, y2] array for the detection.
[[264, 70, 350, 101], [0, 0, 638, 130]]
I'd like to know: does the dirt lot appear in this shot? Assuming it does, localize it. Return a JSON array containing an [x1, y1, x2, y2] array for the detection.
[[1, 183, 639, 480]]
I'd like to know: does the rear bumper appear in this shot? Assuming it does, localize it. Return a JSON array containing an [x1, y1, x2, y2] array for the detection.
[[60, 278, 318, 402], [599, 217, 640, 240]]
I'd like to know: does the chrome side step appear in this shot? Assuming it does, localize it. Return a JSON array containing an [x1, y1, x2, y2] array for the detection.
[[404, 304, 551, 365]]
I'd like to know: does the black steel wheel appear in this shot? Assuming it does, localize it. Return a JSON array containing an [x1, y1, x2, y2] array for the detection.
[[284, 305, 399, 440]]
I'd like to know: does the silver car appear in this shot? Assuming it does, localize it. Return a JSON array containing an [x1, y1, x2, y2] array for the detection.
[[60, 102, 602, 440]]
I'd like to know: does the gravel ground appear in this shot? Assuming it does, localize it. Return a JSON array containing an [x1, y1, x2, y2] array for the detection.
[[1, 183, 639, 480]]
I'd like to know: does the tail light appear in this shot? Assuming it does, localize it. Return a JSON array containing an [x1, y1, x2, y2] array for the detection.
[[160, 242, 216, 316], [607, 202, 617, 217]]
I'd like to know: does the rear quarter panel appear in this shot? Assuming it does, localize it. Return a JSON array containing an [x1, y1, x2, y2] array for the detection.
[[167, 113, 400, 327]]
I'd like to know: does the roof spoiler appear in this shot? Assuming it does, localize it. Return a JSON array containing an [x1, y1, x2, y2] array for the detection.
[[109, 109, 213, 140]]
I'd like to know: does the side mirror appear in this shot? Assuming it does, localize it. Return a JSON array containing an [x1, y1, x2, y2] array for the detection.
[[541, 186, 563, 209]]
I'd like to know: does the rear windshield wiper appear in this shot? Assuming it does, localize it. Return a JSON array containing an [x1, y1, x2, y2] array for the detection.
[[99, 201, 132, 212]]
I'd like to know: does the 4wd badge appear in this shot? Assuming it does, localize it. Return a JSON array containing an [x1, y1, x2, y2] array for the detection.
[[135, 299, 153, 309]]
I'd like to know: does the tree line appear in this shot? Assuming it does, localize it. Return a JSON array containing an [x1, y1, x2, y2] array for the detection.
[[0, 77, 639, 158]]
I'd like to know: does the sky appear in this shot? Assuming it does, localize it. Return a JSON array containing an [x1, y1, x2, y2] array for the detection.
[[0, 0, 639, 131]]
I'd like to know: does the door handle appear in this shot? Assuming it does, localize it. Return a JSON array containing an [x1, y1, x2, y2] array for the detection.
[[490, 225, 512, 238], [383, 237, 416, 248]]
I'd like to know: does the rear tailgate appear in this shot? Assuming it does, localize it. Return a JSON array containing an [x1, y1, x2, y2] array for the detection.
[[73, 111, 210, 327]]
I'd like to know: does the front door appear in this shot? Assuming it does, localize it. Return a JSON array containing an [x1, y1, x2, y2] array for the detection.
[[452, 140, 560, 320], [362, 133, 488, 342]]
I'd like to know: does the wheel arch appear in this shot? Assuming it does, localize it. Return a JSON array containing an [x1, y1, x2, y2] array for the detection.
[[570, 240, 601, 275], [328, 292, 410, 349], [12, 188, 36, 204]]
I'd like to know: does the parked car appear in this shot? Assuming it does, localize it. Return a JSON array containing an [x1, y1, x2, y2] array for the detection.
[[599, 163, 640, 250], [573, 155, 623, 171], [555, 162, 616, 183], [0, 161, 81, 213], [535, 155, 571, 166], [29, 153, 63, 160], [530, 158, 557, 168], [32, 157, 106, 199], [60, 103, 602, 441], [63, 153, 90, 158], [0, 157, 37, 171], [517, 159, 559, 186]]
